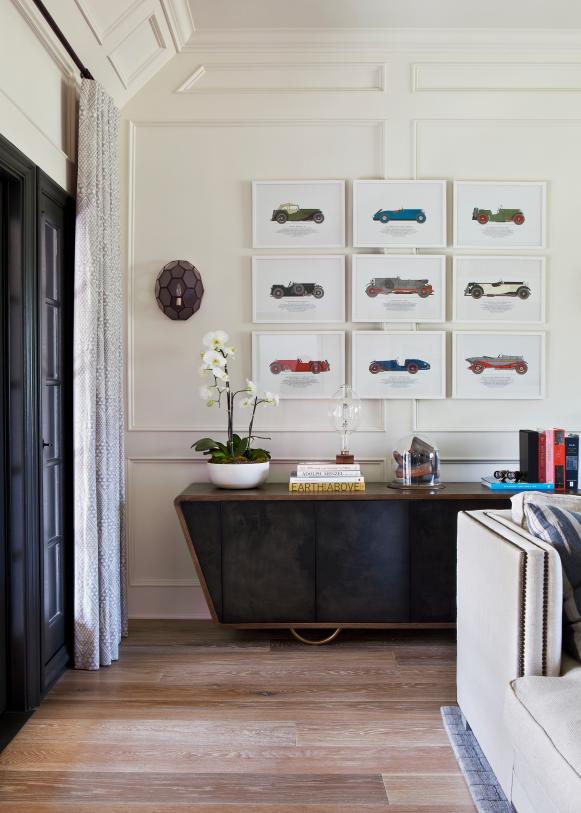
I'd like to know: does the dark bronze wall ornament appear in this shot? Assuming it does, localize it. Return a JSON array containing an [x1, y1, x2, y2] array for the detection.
[[155, 260, 204, 320]]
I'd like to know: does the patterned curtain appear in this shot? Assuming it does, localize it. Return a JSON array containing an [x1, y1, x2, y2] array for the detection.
[[73, 80, 127, 669]]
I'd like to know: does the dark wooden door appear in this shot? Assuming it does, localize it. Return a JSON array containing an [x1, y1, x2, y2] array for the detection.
[[0, 176, 7, 719], [221, 502, 316, 623], [38, 178, 71, 688], [316, 501, 410, 622]]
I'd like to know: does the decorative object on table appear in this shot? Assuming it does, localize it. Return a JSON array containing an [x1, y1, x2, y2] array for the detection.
[[352, 330, 445, 400], [494, 469, 525, 483], [452, 332, 545, 400], [155, 260, 204, 320], [389, 434, 442, 490], [453, 256, 545, 324], [252, 331, 345, 400], [453, 181, 546, 250], [289, 460, 365, 493], [252, 181, 345, 249], [192, 330, 279, 489], [351, 254, 445, 323], [328, 385, 361, 464], [352, 179, 446, 248], [481, 476, 554, 491], [252, 255, 345, 324]]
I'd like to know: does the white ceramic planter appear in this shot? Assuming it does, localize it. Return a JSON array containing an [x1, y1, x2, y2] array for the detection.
[[208, 461, 270, 490]]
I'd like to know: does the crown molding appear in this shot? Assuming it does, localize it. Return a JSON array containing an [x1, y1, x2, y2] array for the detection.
[[10, 0, 79, 79], [181, 26, 581, 54]]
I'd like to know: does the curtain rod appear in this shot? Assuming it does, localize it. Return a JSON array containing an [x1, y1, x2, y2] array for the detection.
[[31, 0, 94, 80]]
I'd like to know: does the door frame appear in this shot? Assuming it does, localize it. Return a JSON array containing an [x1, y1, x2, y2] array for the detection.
[[0, 134, 42, 723]]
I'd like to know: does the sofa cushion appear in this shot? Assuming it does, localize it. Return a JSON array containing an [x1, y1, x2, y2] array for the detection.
[[524, 503, 581, 660], [505, 672, 581, 813], [511, 490, 581, 528]]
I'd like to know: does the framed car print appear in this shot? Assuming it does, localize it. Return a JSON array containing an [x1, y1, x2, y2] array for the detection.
[[453, 256, 546, 324], [352, 254, 446, 323], [453, 181, 546, 249], [252, 256, 345, 324], [252, 331, 345, 400], [452, 331, 545, 400], [352, 180, 447, 248], [352, 331, 446, 400], [252, 180, 345, 249]]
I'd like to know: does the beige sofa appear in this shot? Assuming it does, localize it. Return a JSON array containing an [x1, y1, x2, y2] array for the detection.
[[457, 508, 581, 813]]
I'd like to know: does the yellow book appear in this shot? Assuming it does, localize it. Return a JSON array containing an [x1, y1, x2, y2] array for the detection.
[[289, 481, 366, 493]]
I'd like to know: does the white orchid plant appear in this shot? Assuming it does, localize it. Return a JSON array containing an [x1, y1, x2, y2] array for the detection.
[[193, 330, 279, 464]]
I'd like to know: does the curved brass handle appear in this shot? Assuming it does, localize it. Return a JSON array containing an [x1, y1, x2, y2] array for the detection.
[[289, 627, 342, 646]]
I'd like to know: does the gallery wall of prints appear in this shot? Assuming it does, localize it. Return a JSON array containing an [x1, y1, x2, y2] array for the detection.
[[122, 30, 581, 618]]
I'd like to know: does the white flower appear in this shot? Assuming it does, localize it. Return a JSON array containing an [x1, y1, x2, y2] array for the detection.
[[203, 330, 229, 350], [212, 367, 229, 381], [202, 349, 226, 369], [199, 384, 215, 401], [223, 345, 236, 358], [205, 399, 215, 407], [240, 397, 253, 408], [263, 391, 279, 406], [246, 379, 257, 395]]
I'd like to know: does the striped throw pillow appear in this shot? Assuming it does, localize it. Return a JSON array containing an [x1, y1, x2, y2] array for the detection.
[[524, 503, 581, 661]]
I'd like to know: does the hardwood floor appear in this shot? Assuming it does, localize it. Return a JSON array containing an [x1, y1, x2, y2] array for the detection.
[[0, 621, 475, 812]]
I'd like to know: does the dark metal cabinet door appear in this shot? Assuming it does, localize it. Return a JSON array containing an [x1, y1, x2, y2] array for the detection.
[[221, 502, 315, 623], [180, 501, 223, 621], [410, 499, 509, 622], [316, 501, 410, 622]]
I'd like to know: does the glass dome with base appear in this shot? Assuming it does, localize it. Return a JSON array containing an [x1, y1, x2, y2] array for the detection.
[[389, 433, 443, 490], [328, 385, 361, 464]]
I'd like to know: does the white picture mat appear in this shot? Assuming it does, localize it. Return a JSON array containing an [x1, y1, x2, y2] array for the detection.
[[453, 256, 546, 324], [352, 180, 447, 248], [252, 256, 345, 324], [252, 331, 345, 400], [352, 255, 446, 323], [252, 180, 345, 248], [452, 331, 545, 400], [453, 181, 547, 249], [352, 331, 446, 400]]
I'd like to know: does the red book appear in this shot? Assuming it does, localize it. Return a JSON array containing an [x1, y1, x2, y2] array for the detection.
[[538, 432, 547, 483], [545, 429, 555, 484], [554, 428, 566, 492]]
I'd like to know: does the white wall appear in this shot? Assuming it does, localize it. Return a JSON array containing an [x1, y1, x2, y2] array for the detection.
[[1, 0, 78, 191], [122, 28, 581, 618]]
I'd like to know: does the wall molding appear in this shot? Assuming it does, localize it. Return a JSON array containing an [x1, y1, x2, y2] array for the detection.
[[73, 0, 144, 46], [160, 0, 196, 50], [174, 62, 388, 94], [413, 61, 581, 93], [108, 13, 168, 90]]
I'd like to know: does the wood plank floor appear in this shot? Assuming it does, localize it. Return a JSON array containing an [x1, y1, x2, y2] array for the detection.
[[0, 621, 475, 812]]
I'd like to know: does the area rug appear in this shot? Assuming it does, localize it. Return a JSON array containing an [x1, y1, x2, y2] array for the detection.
[[441, 706, 514, 813]]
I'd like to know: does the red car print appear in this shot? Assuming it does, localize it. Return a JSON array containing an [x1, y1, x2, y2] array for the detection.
[[466, 354, 528, 375], [269, 358, 330, 375]]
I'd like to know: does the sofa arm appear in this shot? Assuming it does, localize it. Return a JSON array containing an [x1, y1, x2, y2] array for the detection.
[[456, 509, 562, 796]]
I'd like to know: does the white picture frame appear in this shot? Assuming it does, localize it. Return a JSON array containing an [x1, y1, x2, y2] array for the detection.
[[352, 331, 446, 400], [252, 180, 345, 249], [252, 331, 345, 400], [452, 331, 545, 400], [352, 180, 447, 248], [453, 256, 546, 324], [453, 181, 547, 249], [352, 255, 446, 323], [252, 256, 345, 324]]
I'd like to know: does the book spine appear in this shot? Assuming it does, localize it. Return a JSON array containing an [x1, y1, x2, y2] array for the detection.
[[553, 428, 566, 492], [545, 430, 554, 484], [289, 482, 366, 493], [565, 434, 579, 493], [295, 470, 362, 478], [519, 429, 539, 483], [296, 464, 360, 472], [538, 432, 547, 483], [290, 476, 364, 484]]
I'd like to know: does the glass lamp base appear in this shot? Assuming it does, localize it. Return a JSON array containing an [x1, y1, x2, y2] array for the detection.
[[336, 452, 355, 464]]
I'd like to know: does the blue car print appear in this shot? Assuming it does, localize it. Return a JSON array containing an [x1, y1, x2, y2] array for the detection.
[[369, 358, 430, 375], [373, 208, 427, 224]]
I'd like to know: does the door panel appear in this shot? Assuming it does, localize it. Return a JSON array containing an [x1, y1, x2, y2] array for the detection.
[[0, 177, 7, 718], [39, 193, 67, 676], [221, 502, 315, 623], [316, 502, 410, 622]]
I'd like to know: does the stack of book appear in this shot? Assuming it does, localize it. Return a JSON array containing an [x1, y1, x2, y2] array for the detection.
[[289, 462, 365, 493], [482, 428, 580, 492]]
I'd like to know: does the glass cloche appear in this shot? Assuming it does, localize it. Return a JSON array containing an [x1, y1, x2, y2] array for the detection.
[[328, 385, 361, 464], [389, 433, 442, 489]]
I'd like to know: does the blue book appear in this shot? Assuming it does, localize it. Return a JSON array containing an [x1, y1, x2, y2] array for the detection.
[[481, 477, 554, 491]]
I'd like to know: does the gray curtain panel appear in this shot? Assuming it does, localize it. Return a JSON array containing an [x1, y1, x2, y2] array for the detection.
[[73, 79, 127, 670]]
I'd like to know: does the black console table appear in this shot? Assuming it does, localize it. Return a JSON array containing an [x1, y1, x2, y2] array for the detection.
[[175, 483, 511, 633]]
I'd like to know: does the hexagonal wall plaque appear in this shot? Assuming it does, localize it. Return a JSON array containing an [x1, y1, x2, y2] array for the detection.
[[155, 260, 204, 320]]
